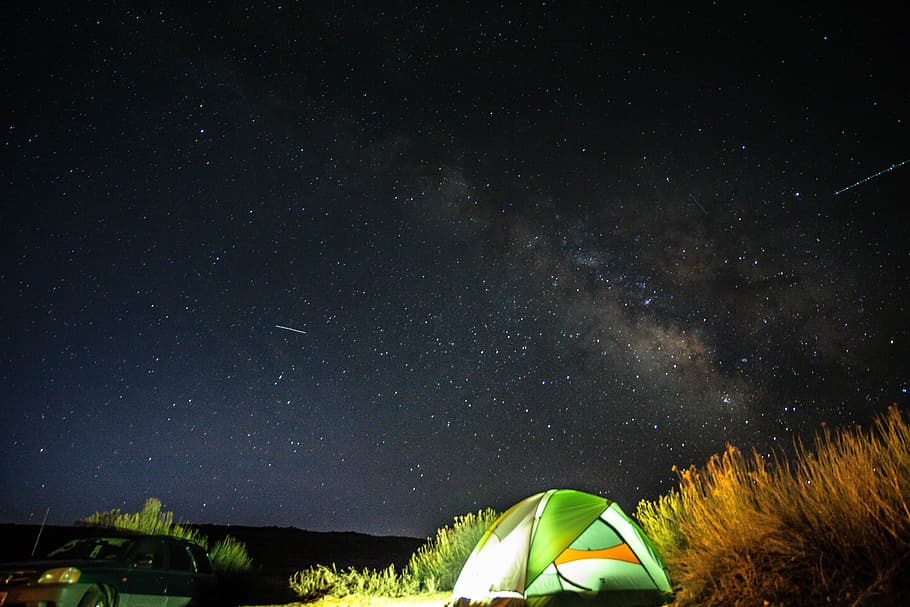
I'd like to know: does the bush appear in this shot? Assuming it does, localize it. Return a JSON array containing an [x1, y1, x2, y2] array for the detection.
[[288, 563, 340, 600], [636, 405, 910, 607], [207, 534, 254, 574], [289, 563, 419, 600], [289, 508, 499, 599], [80, 498, 252, 573], [406, 508, 499, 592]]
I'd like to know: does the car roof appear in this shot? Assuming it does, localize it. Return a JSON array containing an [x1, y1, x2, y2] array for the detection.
[[67, 532, 206, 547]]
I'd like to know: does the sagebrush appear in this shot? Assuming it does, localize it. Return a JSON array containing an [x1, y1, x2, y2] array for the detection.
[[289, 508, 498, 599], [80, 497, 252, 573], [636, 405, 910, 607]]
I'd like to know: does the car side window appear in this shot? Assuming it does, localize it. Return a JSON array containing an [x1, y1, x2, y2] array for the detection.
[[131, 538, 165, 569], [188, 544, 214, 574], [168, 542, 195, 572]]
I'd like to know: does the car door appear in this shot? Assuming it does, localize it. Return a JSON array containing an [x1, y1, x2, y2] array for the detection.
[[119, 538, 168, 607], [163, 541, 197, 607], [187, 542, 217, 601]]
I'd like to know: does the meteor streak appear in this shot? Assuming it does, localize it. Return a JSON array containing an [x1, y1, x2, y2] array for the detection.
[[275, 324, 307, 335], [834, 158, 909, 195]]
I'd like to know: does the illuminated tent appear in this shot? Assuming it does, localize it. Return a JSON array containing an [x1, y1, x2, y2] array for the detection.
[[449, 489, 673, 607]]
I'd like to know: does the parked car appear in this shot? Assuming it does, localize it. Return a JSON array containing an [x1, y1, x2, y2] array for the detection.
[[0, 533, 218, 606]]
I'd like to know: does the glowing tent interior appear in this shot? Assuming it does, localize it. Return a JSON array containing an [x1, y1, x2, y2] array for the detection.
[[449, 489, 673, 607]]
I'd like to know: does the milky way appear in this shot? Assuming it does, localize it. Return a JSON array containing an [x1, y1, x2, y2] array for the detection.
[[2, 3, 907, 536]]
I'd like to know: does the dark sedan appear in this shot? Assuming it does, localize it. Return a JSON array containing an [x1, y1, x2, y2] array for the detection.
[[0, 534, 217, 606]]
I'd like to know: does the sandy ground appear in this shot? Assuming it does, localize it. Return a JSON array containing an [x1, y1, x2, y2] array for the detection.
[[244, 591, 451, 607]]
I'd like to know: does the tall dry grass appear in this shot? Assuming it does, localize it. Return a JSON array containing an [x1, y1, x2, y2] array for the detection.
[[406, 508, 499, 591], [80, 497, 253, 572], [636, 405, 910, 607], [289, 508, 498, 600]]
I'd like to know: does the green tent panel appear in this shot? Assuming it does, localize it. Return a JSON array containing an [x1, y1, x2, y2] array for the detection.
[[526, 489, 608, 586], [450, 489, 673, 607]]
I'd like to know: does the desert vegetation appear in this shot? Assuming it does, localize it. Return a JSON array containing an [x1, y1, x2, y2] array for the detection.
[[636, 405, 910, 607], [74, 406, 910, 607], [80, 497, 253, 573], [289, 508, 498, 600], [290, 406, 909, 606]]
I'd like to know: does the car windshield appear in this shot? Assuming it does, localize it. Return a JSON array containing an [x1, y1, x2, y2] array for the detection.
[[46, 537, 134, 560]]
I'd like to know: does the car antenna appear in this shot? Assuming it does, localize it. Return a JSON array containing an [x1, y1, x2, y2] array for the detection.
[[31, 507, 50, 557]]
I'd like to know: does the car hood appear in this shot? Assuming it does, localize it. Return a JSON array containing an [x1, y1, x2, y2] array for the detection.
[[0, 558, 117, 571]]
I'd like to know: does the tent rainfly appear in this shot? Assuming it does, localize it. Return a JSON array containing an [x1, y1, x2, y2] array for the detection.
[[449, 489, 673, 607]]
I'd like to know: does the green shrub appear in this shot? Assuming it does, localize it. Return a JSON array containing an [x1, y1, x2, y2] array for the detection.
[[636, 405, 910, 607], [207, 534, 253, 574], [81, 498, 204, 543], [289, 508, 499, 599], [80, 498, 252, 573], [289, 563, 419, 599], [288, 563, 340, 600], [406, 508, 499, 591]]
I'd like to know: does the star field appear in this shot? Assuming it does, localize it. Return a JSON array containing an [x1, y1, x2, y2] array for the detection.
[[2, 3, 908, 537]]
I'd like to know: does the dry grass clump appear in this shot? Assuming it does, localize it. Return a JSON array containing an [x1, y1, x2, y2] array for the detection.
[[289, 509, 498, 600], [636, 405, 910, 607], [80, 497, 253, 572], [245, 591, 450, 607]]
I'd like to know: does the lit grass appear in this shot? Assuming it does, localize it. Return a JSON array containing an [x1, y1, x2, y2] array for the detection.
[[81, 497, 253, 573], [244, 592, 450, 607], [289, 508, 498, 600], [636, 405, 910, 607], [205, 532, 254, 574], [406, 509, 499, 592]]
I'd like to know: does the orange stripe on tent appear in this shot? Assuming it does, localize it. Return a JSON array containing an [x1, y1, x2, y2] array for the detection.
[[554, 543, 640, 565]]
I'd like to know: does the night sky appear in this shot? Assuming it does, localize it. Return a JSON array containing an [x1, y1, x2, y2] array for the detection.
[[3, 3, 908, 538]]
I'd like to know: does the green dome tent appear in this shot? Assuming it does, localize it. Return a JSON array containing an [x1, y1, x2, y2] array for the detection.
[[449, 489, 673, 607]]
